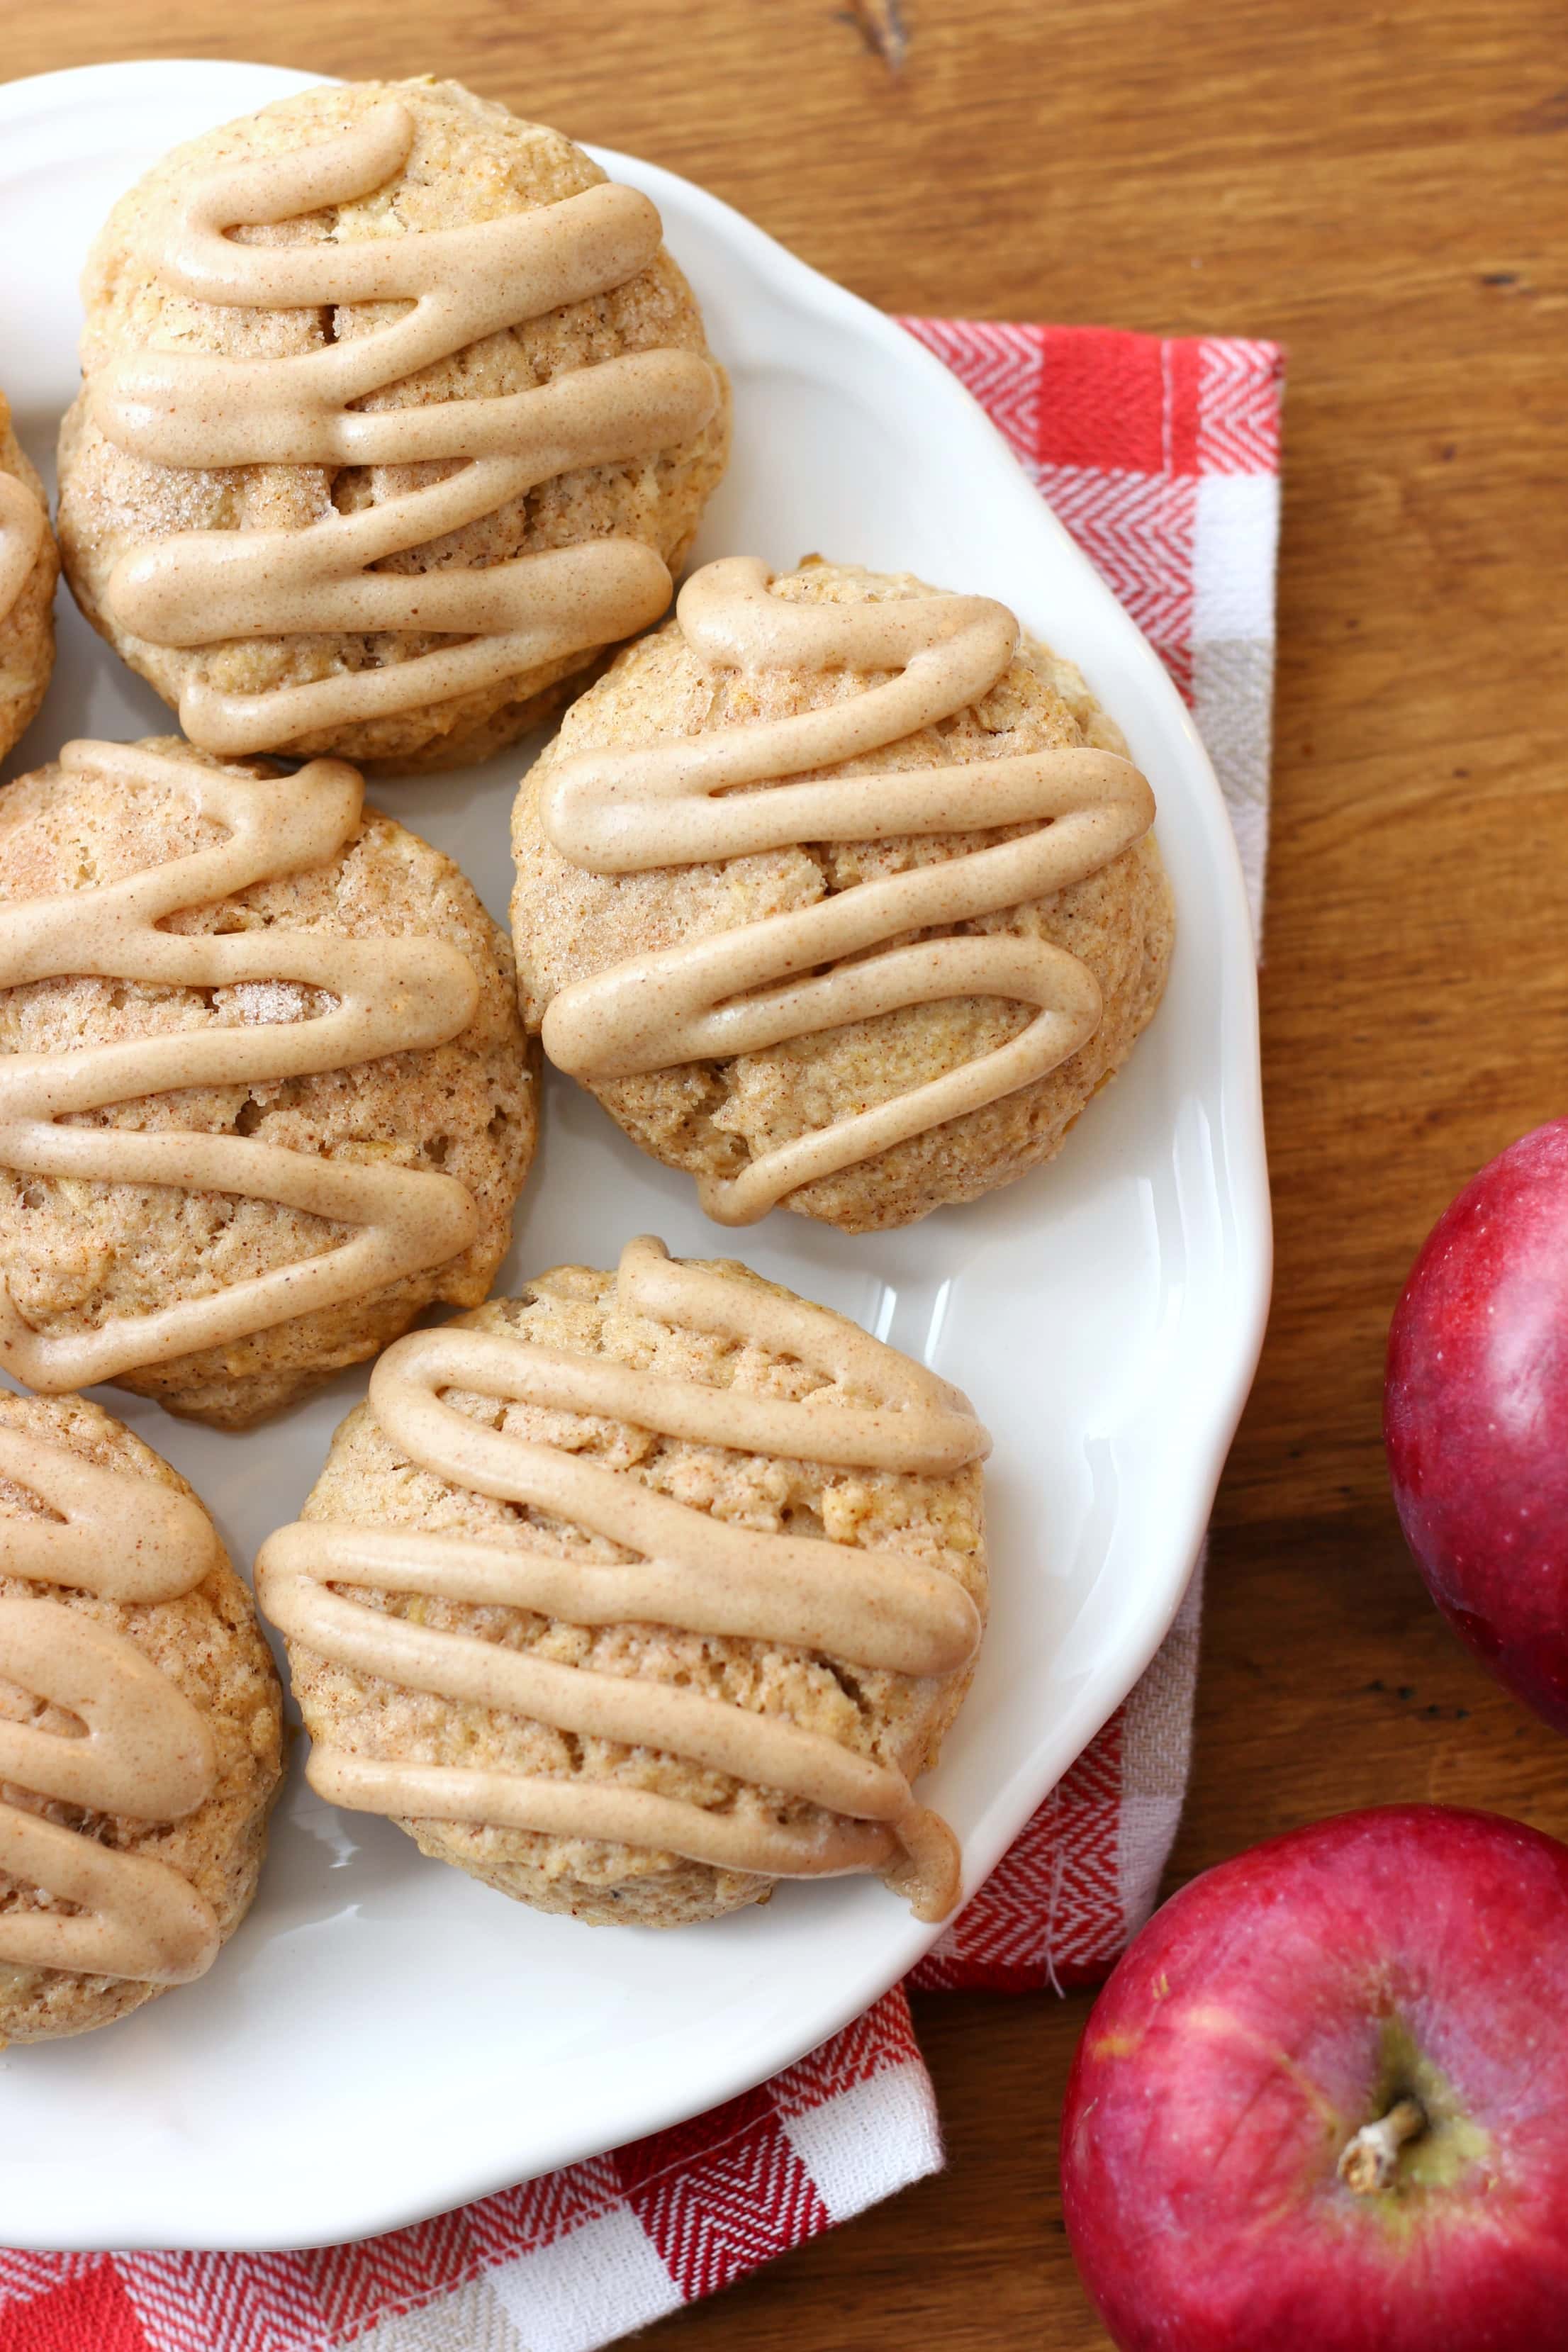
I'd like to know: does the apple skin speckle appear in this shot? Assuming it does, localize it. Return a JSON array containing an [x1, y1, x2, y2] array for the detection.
[[1062, 1806, 1568, 2352], [1385, 1119, 1568, 1731]]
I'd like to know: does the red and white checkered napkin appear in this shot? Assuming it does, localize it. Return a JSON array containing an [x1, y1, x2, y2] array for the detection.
[[0, 323, 1283, 2352]]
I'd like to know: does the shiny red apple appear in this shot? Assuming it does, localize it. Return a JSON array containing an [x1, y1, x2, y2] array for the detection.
[[1385, 1119, 1568, 1729], [1061, 1806, 1568, 2351]]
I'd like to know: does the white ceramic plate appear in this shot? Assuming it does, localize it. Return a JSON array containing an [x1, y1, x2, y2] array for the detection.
[[0, 57, 1270, 2251]]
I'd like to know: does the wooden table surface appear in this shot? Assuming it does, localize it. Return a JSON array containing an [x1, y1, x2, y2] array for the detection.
[[9, 1, 1567, 2341]]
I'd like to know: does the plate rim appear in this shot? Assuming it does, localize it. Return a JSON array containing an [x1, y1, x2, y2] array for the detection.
[[0, 54, 1272, 2249]]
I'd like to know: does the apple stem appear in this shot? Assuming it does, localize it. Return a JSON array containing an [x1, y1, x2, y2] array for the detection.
[[1338, 2096, 1428, 2195]]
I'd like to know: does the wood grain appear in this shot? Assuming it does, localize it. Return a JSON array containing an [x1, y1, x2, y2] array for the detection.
[[7, 1, 1568, 2340]]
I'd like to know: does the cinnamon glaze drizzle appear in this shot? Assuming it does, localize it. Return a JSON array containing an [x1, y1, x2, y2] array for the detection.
[[539, 559, 1158, 1223], [0, 473, 45, 628], [89, 101, 720, 754], [257, 1235, 989, 1921], [0, 740, 481, 1392], [0, 1425, 223, 1983]]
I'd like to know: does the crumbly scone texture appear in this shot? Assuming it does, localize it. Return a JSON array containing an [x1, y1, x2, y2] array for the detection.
[[511, 559, 1176, 1234], [287, 1258, 987, 1927], [0, 1389, 284, 2042], [56, 77, 731, 773], [0, 736, 536, 1427], [0, 393, 58, 764]]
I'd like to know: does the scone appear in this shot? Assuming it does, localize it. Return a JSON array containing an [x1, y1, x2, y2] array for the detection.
[[57, 77, 729, 772], [0, 391, 57, 762], [257, 1233, 988, 1927], [511, 556, 1175, 1233], [0, 734, 535, 1427], [0, 1389, 283, 2042]]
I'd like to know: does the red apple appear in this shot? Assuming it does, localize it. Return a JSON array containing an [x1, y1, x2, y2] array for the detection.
[[1385, 1119, 1568, 1730], [1060, 1806, 1568, 2351]]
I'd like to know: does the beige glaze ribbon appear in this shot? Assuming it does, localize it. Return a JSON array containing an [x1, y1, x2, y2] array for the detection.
[[0, 1423, 225, 1981], [0, 739, 481, 1391], [0, 471, 46, 629], [257, 1234, 990, 1921], [539, 558, 1158, 1223], [89, 101, 720, 754]]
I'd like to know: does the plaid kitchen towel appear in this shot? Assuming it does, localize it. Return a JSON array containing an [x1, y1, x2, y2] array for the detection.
[[0, 322, 1283, 2352]]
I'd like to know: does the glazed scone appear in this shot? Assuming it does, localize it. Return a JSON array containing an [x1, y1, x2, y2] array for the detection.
[[0, 734, 536, 1428], [0, 392, 57, 762], [57, 77, 729, 772], [511, 556, 1175, 1235], [257, 1234, 989, 1928], [0, 1389, 283, 2042]]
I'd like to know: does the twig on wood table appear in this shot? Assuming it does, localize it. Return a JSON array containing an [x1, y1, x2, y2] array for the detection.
[[837, 0, 909, 73]]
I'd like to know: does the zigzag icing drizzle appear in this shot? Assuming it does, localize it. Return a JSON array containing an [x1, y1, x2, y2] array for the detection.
[[0, 740, 480, 1391], [538, 558, 1157, 1223], [0, 1424, 225, 1983], [257, 1236, 989, 1922], [90, 100, 719, 754]]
